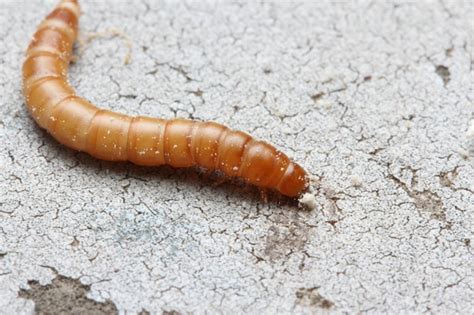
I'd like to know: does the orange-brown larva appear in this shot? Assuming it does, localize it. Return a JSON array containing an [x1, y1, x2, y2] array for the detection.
[[23, 0, 309, 198]]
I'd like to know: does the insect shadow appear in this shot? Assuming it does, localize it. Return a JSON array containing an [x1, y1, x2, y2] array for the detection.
[[34, 123, 299, 209]]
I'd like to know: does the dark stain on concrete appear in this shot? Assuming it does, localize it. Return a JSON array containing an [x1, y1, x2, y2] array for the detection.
[[310, 92, 325, 103], [410, 190, 445, 221], [388, 171, 446, 221], [295, 287, 334, 309], [435, 65, 450, 86], [18, 275, 118, 315], [438, 167, 459, 188]]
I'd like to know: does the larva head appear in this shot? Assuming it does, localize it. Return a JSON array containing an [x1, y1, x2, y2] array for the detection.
[[277, 162, 309, 197]]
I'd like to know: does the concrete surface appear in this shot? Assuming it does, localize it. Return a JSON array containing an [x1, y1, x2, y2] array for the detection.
[[0, 0, 473, 314]]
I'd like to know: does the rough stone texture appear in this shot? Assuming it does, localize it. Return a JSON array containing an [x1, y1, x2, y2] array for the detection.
[[0, 0, 473, 314]]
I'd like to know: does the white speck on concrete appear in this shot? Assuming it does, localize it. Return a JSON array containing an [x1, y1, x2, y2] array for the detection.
[[457, 147, 470, 159], [299, 193, 317, 210], [466, 120, 474, 139], [350, 174, 363, 187]]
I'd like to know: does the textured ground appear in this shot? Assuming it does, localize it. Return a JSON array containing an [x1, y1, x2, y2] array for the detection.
[[0, 0, 473, 314]]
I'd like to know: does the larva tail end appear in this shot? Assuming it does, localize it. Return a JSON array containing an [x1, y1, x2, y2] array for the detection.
[[277, 163, 309, 198]]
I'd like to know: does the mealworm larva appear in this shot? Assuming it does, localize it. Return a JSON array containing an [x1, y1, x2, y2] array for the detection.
[[22, 0, 309, 197]]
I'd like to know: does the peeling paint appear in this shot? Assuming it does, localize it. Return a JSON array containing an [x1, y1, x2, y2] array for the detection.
[[18, 275, 118, 315]]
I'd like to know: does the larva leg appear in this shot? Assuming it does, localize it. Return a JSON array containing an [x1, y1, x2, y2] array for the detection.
[[260, 189, 269, 204], [23, 0, 309, 198]]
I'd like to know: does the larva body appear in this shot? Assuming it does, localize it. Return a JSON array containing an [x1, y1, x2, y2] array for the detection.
[[23, 0, 309, 197]]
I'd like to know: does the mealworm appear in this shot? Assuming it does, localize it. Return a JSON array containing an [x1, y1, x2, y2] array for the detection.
[[22, 0, 309, 197]]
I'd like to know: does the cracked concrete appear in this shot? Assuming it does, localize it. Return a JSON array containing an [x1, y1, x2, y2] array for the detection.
[[0, 0, 473, 314]]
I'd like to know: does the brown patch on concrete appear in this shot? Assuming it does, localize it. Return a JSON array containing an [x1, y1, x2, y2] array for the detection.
[[388, 170, 446, 221], [295, 287, 334, 309], [70, 236, 80, 248], [311, 92, 325, 103], [438, 167, 459, 188], [411, 190, 445, 221], [18, 275, 118, 315]]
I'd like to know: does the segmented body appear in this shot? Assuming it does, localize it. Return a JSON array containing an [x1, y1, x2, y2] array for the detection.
[[22, 0, 308, 197]]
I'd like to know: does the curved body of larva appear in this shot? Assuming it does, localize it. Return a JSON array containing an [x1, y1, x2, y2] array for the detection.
[[22, 0, 309, 197]]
